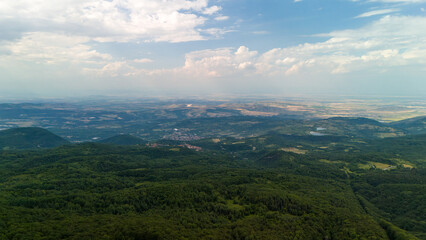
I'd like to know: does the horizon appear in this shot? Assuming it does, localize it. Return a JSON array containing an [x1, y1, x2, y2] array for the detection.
[[0, 92, 425, 102]]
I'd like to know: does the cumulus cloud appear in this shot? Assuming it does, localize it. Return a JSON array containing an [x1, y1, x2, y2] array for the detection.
[[23, 13, 422, 92], [2, 5, 426, 95], [85, 46, 258, 78], [0, 0, 228, 84], [83, 61, 138, 77], [0, 32, 111, 64], [257, 15, 426, 75], [84, 15, 426, 81], [181, 46, 258, 76], [0, 0, 224, 43]]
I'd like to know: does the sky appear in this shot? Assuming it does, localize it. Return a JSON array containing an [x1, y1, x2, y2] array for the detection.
[[0, 0, 426, 98]]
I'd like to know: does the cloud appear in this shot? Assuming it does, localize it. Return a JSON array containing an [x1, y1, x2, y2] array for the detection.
[[3, 13, 426, 95], [83, 61, 137, 77], [258, 15, 426, 75], [85, 15, 426, 81], [215, 15, 229, 21], [202, 5, 221, 15], [201, 28, 234, 38], [0, 0, 224, 43], [0, 32, 111, 64], [355, 8, 400, 18], [133, 58, 153, 63], [83, 46, 259, 79]]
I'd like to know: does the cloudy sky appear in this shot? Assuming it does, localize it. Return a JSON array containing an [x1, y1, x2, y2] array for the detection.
[[1, 0, 426, 98]]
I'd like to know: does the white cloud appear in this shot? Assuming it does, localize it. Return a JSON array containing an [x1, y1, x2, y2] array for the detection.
[[355, 8, 400, 18], [83, 61, 137, 77], [215, 15, 229, 21], [85, 15, 426, 81], [0, 32, 111, 64], [203, 5, 221, 15], [84, 46, 259, 79], [133, 58, 153, 63], [257, 15, 426, 75], [3, 11, 426, 95], [201, 28, 234, 38], [178, 46, 258, 77], [0, 0, 224, 43]]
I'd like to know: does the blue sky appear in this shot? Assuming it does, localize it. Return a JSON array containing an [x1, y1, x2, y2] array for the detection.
[[0, 0, 426, 98]]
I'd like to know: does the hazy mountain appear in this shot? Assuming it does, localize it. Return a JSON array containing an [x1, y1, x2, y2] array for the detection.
[[390, 116, 426, 135]]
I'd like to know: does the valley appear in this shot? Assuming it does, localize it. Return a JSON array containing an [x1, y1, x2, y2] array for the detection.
[[0, 97, 425, 143]]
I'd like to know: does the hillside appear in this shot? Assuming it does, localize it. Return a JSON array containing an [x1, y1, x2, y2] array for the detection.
[[312, 117, 405, 138], [0, 127, 69, 150], [0, 134, 424, 239], [0, 118, 425, 239], [98, 134, 147, 146], [390, 116, 426, 135], [0, 143, 399, 239]]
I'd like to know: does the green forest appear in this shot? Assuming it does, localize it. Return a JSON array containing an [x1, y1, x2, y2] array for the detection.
[[0, 128, 425, 239]]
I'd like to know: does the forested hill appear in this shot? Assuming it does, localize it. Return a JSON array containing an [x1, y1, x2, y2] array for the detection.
[[0, 141, 424, 239], [0, 127, 69, 150], [0, 117, 425, 239], [390, 116, 426, 135]]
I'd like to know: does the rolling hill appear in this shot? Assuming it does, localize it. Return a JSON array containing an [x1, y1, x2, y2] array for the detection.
[[0, 127, 69, 150], [390, 116, 426, 135], [313, 117, 405, 138]]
